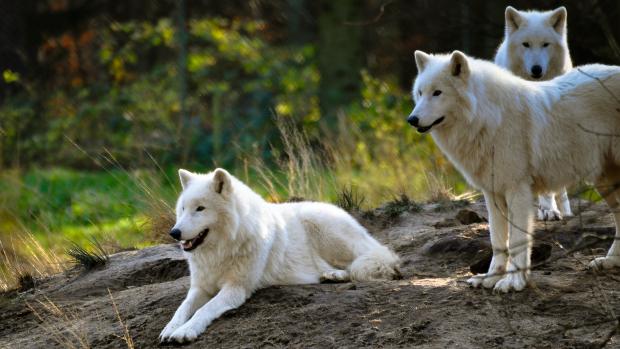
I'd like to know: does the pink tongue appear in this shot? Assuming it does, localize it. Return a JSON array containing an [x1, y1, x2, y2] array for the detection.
[[182, 240, 193, 249]]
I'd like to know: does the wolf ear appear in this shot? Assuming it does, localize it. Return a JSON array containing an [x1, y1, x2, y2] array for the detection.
[[548, 7, 567, 34], [178, 169, 193, 190], [414, 51, 431, 73], [212, 168, 232, 195], [505, 6, 523, 34], [449, 51, 470, 79]]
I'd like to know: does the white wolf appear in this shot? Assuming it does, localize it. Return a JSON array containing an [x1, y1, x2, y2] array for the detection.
[[408, 50, 620, 292], [495, 6, 573, 221], [159, 168, 400, 343]]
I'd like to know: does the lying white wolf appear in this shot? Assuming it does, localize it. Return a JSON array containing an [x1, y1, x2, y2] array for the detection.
[[495, 6, 574, 221], [408, 50, 620, 292], [159, 168, 400, 343]]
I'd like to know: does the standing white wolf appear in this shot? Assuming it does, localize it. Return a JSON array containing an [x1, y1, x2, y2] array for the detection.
[[159, 168, 400, 343], [407, 50, 620, 292], [495, 6, 574, 221]]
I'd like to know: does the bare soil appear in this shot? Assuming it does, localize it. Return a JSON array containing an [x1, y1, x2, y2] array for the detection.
[[1, 200, 619, 348]]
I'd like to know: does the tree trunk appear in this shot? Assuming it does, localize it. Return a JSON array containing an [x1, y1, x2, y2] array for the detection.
[[0, 0, 26, 102], [317, 0, 363, 124], [288, 0, 312, 44]]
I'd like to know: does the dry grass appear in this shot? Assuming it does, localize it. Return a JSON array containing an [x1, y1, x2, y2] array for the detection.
[[108, 288, 135, 349], [330, 118, 461, 205], [424, 172, 458, 203], [96, 150, 177, 245], [0, 230, 64, 292], [26, 297, 90, 349], [245, 117, 336, 202], [23, 292, 135, 349], [243, 115, 463, 207]]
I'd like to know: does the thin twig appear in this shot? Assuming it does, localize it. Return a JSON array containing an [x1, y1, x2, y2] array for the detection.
[[344, 0, 394, 26]]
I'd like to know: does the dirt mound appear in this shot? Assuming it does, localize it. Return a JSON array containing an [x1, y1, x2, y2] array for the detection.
[[1, 200, 619, 348], [34, 244, 189, 299]]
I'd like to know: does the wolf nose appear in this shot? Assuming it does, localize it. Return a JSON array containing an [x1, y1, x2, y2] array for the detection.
[[407, 115, 419, 127], [531, 65, 543, 78], [169, 229, 182, 241]]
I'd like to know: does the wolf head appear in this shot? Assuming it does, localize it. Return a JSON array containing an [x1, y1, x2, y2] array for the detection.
[[502, 6, 569, 80], [408, 50, 475, 133], [170, 168, 239, 252]]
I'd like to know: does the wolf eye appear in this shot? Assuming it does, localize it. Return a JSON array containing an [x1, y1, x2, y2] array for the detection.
[[522, 42, 530, 48], [432, 90, 442, 96], [196, 206, 205, 212], [542, 42, 549, 47], [418, 90, 422, 96]]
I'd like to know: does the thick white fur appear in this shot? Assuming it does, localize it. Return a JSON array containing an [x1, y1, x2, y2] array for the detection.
[[411, 50, 620, 292], [495, 6, 574, 221], [159, 168, 400, 343]]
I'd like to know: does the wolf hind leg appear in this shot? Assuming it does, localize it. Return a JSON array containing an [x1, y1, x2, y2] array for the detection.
[[589, 178, 620, 270], [349, 245, 400, 281], [556, 188, 573, 217], [537, 193, 562, 221], [320, 269, 351, 283]]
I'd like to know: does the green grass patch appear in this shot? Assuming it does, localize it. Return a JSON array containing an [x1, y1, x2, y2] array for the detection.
[[0, 168, 178, 253]]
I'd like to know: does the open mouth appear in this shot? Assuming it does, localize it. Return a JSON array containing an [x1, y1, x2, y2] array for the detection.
[[180, 229, 209, 252], [416, 116, 445, 133]]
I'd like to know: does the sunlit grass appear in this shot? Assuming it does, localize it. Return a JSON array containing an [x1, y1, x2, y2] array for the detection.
[[0, 167, 177, 291], [0, 168, 176, 248], [0, 230, 64, 292]]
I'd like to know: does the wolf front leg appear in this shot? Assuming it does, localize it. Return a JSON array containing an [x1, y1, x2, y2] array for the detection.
[[166, 284, 248, 343], [495, 183, 534, 292], [468, 191, 508, 288], [159, 287, 211, 342]]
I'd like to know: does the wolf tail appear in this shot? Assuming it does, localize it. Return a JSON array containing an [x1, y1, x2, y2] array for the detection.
[[349, 245, 401, 281]]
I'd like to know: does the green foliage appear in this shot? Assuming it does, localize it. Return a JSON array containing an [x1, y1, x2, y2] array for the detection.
[[2, 70, 20, 84], [0, 17, 320, 168]]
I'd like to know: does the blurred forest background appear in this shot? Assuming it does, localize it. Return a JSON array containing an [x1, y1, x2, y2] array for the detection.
[[1, 0, 620, 289]]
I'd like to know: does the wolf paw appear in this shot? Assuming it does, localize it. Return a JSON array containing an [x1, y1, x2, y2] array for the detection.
[[588, 256, 620, 271], [467, 273, 503, 289], [537, 207, 562, 221], [165, 323, 202, 344], [493, 272, 528, 293], [159, 320, 183, 343]]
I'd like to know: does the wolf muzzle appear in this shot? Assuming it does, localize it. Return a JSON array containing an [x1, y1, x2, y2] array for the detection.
[[408, 116, 445, 133]]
